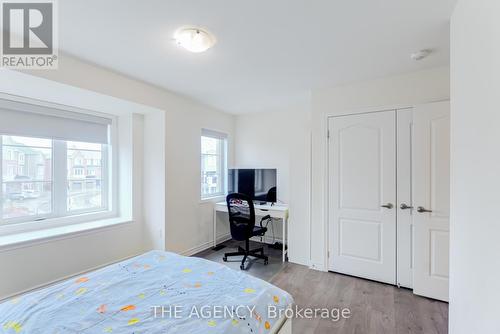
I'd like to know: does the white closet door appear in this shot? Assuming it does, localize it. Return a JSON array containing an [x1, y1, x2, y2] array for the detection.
[[397, 108, 413, 288], [413, 101, 450, 302], [328, 111, 397, 284]]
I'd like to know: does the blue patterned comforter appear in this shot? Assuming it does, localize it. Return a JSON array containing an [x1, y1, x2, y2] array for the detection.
[[0, 250, 293, 333]]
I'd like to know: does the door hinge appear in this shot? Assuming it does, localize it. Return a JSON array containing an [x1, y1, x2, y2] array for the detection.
[[327, 130, 330, 139], [327, 250, 330, 258]]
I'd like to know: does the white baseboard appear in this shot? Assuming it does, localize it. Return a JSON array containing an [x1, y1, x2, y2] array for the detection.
[[287, 256, 310, 267], [249, 235, 283, 245], [180, 233, 231, 257], [309, 262, 328, 272], [180, 233, 286, 258]]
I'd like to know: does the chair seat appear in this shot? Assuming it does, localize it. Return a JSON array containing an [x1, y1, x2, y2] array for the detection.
[[252, 226, 267, 236]]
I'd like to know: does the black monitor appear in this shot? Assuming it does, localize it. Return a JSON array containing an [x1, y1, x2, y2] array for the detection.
[[228, 169, 277, 203]]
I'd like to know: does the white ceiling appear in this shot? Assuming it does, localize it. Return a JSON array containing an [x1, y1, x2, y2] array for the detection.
[[59, 0, 456, 114]]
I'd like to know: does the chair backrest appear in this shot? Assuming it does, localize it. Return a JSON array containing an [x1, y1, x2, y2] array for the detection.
[[226, 193, 255, 241], [266, 186, 277, 203]]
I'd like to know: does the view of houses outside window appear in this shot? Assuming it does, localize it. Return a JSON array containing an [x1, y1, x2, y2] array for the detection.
[[1, 135, 106, 222], [201, 134, 226, 198], [67, 141, 103, 211], [1, 136, 52, 220]]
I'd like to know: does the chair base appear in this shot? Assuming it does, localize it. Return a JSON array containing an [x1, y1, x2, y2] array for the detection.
[[223, 243, 269, 270]]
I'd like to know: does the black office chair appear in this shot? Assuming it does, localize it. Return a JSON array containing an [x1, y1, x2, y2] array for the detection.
[[223, 193, 269, 270]]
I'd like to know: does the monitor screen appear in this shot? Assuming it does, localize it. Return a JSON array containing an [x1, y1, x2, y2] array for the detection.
[[228, 169, 277, 203]]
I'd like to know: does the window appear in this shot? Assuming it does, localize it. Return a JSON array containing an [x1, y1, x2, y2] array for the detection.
[[0, 99, 113, 227], [201, 129, 227, 199], [67, 141, 104, 212], [0, 136, 109, 224], [73, 168, 84, 176], [1, 136, 52, 220]]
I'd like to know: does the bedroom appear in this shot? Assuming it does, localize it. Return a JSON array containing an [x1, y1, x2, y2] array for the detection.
[[0, 0, 497, 333]]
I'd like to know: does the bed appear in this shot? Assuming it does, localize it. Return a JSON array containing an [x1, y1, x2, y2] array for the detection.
[[0, 250, 293, 334]]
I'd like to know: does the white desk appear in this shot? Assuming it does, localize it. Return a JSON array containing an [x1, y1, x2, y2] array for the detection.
[[213, 202, 289, 262]]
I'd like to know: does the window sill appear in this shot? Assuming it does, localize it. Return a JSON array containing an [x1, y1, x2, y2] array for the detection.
[[200, 195, 226, 204], [0, 217, 134, 252]]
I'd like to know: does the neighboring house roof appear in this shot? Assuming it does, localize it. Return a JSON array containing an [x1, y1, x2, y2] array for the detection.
[[2, 136, 48, 157]]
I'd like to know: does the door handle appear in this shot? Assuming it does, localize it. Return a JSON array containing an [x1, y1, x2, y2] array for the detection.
[[400, 203, 413, 210], [380, 203, 394, 209], [417, 206, 432, 213]]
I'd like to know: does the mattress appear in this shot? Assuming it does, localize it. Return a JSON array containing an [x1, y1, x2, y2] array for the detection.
[[0, 250, 293, 333]]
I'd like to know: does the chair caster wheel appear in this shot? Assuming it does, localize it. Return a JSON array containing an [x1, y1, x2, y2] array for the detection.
[[264, 259, 269, 265], [240, 264, 245, 270], [223, 257, 227, 262]]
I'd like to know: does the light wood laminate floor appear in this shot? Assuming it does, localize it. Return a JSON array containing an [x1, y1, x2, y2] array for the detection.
[[195, 240, 448, 334]]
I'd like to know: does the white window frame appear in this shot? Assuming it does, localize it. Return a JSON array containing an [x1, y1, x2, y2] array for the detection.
[[65, 141, 110, 216], [0, 104, 118, 236], [200, 129, 228, 200]]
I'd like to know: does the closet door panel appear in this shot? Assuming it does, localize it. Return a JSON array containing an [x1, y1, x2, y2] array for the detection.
[[413, 101, 450, 302], [397, 108, 413, 288], [328, 111, 397, 284]]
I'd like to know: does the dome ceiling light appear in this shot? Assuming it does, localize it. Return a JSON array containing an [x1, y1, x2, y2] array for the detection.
[[174, 27, 216, 53]]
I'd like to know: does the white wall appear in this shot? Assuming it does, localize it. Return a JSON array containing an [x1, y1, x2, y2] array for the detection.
[[234, 102, 311, 265], [0, 71, 149, 299], [450, 1, 500, 333], [24, 53, 236, 256], [164, 106, 234, 255], [143, 111, 166, 251], [310, 67, 450, 270], [0, 53, 235, 298]]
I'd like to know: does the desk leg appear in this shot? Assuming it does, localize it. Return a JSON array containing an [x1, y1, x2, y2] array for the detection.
[[213, 208, 217, 249], [282, 216, 287, 262]]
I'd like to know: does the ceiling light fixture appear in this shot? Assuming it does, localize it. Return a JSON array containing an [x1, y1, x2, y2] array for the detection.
[[174, 27, 216, 53]]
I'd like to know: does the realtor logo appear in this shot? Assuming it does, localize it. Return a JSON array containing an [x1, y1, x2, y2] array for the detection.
[[1, 0, 58, 69]]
